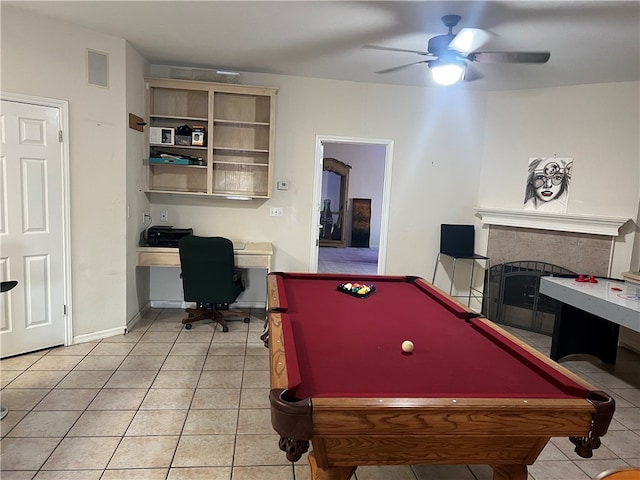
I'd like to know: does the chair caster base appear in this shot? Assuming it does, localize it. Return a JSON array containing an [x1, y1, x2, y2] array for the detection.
[[185, 323, 192, 330], [243, 317, 250, 323]]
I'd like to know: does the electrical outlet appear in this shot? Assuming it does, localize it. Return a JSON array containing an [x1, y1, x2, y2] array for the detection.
[[160, 210, 168, 222], [269, 207, 283, 217], [143, 213, 151, 223]]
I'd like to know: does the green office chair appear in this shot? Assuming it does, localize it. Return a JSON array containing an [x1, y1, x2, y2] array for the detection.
[[178, 235, 250, 331]]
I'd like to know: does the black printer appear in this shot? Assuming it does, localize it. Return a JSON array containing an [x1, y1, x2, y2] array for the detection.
[[147, 226, 193, 247]]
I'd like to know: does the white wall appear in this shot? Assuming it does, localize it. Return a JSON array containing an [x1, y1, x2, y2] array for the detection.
[[477, 82, 640, 276], [1, 5, 130, 338]]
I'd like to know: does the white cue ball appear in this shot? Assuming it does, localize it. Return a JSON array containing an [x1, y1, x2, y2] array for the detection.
[[401, 340, 414, 353]]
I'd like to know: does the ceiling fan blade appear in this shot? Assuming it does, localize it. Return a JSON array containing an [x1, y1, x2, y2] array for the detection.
[[463, 64, 484, 82], [375, 60, 430, 74], [448, 28, 491, 55], [468, 51, 551, 64], [363, 45, 436, 57]]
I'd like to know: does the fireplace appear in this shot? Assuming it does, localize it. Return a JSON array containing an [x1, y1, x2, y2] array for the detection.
[[482, 224, 614, 335], [476, 208, 632, 337], [483, 261, 575, 334]]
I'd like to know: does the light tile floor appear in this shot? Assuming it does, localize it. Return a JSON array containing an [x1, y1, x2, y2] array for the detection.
[[1, 308, 638, 480]]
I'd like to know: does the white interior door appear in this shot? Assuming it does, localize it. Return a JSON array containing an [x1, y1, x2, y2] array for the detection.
[[311, 135, 394, 274], [1, 98, 68, 358]]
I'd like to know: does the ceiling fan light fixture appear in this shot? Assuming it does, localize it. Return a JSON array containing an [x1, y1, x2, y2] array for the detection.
[[429, 61, 465, 86]]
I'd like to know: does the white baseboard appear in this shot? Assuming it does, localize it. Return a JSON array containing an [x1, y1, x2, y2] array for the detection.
[[150, 300, 187, 309], [149, 300, 265, 309], [126, 303, 151, 332], [73, 326, 126, 344]]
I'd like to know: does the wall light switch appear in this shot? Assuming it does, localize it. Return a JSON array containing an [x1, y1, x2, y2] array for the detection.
[[270, 207, 283, 217]]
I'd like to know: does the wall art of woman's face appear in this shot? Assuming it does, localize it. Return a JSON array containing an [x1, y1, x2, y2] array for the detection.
[[533, 161, 565, 202], [524, 157, 572, 212]]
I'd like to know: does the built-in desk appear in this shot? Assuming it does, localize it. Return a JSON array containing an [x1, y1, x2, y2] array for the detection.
[[137, 242, 273, 310], [136, 242, 273, 270]]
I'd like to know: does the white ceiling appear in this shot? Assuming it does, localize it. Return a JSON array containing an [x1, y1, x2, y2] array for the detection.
[[6, 1, 640, 91]]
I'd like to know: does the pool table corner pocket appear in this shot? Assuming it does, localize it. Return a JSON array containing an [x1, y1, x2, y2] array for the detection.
[[270, 388, 313, 462]]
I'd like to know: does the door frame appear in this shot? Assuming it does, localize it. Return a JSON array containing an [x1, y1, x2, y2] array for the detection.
[[310, 135, 394, 273], [1, 91, 73, 348]]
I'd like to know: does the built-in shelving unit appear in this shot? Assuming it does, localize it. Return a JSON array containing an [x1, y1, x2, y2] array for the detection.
[[144, 78, 277, 199]]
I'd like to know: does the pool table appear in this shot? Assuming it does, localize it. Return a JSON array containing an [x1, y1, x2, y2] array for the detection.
[[267, 273, 614, 480]]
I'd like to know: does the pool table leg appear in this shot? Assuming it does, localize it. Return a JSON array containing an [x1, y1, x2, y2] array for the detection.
[[308, 451, 357, 480], [492, 464, 528, 480]]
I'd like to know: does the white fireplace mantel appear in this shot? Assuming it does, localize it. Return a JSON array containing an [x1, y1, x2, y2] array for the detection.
[[475, 208, 631, 236]]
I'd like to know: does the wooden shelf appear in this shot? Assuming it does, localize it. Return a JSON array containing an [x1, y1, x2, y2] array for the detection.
[[148, 163, 207, 169], [151, 114, 208, 122], [213, 161, 268, 167], [145, 77, 277, 198], [151, 145, 207, 151], [213, 147, 269, 154], [214, 119, 270, 127]]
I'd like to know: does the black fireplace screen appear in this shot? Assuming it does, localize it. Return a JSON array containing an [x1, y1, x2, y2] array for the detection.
[[483, 261, 575, 335]]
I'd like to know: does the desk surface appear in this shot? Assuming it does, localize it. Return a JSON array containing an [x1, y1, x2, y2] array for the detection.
[[540, 276, 640, 333], [136, 242, 273, 269]]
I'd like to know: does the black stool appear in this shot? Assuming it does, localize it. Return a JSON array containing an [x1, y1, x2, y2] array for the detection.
[[431, 225, 489, 308]]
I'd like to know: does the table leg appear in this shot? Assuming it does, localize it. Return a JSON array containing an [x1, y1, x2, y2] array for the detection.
[[492, 464, 528, 480], [260, 317, 269, 348], [308, 451, 357, 480], [551, 303, 620, 364]]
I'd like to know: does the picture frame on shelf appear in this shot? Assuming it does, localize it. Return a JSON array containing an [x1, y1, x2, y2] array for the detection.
[[150, 127, 175, 145]]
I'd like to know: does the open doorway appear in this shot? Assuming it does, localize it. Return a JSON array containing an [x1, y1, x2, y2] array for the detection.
[[310, 135, 394, 274]]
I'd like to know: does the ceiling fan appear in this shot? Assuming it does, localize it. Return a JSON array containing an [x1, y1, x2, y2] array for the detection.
[[366, 15, 550, 85]]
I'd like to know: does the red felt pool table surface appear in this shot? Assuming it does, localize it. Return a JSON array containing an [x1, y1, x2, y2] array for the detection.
[[272, 272, 587, 400]]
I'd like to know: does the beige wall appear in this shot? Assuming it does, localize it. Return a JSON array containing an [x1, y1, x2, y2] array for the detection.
[[477, 82, 640, 276], [125, 43, 150, 324], [1, 5, 130, 339]]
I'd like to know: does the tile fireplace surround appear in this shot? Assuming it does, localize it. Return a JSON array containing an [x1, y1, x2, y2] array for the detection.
[[486, 226, 611, 276]]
